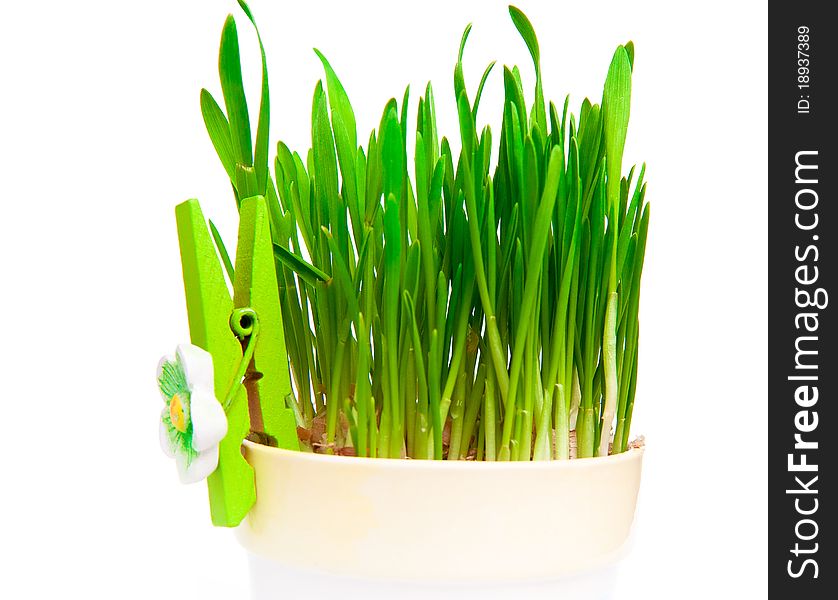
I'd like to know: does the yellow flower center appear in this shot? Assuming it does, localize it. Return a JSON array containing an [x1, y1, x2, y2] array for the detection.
[[169, 393, 188, 433]]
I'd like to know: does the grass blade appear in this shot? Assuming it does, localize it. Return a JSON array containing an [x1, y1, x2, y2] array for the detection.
[[218, 15, 252, 168], [272, 243, 329, 286], [209, 219, 235, 284]]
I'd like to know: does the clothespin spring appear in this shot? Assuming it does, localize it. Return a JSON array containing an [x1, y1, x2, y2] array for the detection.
[[222, 307, 260, 412]]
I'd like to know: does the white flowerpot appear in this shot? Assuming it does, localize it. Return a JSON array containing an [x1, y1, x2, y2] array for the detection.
[[236, 440, 644, 599]]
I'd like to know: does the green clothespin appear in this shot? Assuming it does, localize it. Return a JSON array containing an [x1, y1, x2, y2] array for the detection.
[[175, 197, 298, 528], [233, 195, 299, 450], [177, 199, 254, 527]]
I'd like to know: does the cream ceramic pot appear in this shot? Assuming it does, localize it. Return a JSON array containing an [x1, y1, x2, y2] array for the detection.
[[236, 440, 643, 598]]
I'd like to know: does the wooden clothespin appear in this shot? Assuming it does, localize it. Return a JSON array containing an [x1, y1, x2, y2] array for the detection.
[[175, 196, 298, 527]]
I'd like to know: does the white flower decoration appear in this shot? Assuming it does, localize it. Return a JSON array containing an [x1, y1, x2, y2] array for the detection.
[[157, 344, 227, 484]]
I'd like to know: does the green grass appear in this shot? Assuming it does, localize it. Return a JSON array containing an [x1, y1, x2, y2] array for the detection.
[[199, 0, 649, 460]]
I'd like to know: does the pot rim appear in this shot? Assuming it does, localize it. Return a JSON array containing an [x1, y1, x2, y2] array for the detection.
[[241, 438, 644, 471]]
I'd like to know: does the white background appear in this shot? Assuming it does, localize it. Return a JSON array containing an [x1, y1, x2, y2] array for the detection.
[[0, 0, 766, 597]]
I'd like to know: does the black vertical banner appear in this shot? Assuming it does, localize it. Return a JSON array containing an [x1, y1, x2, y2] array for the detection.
[[770, 3, 836, 598]]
